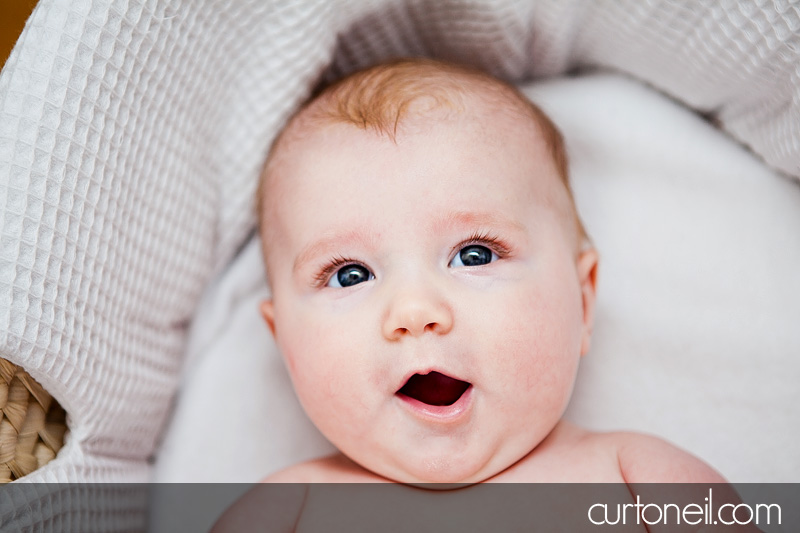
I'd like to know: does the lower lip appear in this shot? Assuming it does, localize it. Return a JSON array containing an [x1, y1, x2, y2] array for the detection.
[[395, 386, 473, 424]]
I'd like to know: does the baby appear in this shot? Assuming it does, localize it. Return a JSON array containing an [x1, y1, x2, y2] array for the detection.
[[214, 58, 743, 530]]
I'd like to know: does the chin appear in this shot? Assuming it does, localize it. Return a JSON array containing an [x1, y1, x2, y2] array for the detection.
[[379, 452, 498, 486]]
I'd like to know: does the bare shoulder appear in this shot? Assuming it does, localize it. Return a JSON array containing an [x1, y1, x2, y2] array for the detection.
[[601, 431, 726, 483], [599, 432, 759, 532], [507, 422, 724, 484], [212, 454, 378, 532]]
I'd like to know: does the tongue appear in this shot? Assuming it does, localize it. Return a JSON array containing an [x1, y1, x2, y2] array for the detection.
[[398, 371, 470, 406]]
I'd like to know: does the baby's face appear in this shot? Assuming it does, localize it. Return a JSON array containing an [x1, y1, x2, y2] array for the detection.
[[260, 102, 597, 484]]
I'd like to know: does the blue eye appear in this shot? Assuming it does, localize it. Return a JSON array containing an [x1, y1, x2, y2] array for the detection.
[[328, 264, 373, 288], [449, 245, 497, 267]]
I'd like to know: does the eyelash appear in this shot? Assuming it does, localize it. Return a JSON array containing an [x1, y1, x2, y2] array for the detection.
[[313, 254, 366, 288], [312, 231, 512, 287], [451, 231, 511, 261]]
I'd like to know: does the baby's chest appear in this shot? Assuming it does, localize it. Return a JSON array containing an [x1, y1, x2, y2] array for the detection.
[[297, 483, 645, 532]]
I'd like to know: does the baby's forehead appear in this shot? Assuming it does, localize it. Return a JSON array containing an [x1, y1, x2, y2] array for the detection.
[[258, 63, 579, 246], [264, 58, 562, 182], [273, 92, 547, 174], [263, 105, 563, 234], [267, 95, 549, 198], [261, 85, 562, 215]]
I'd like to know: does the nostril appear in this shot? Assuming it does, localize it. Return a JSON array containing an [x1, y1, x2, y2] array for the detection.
[[391, 322, 441, 339], [383, 296, 454, 340]]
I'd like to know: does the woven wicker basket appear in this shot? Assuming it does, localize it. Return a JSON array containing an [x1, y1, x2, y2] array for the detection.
[[0, 359, 67, 482]]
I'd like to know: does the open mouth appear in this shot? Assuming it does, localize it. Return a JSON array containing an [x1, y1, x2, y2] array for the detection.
[[396, 371, 471, 406]]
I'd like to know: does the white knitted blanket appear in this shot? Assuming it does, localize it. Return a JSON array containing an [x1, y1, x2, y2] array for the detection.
[[1, 0, 798, 529]]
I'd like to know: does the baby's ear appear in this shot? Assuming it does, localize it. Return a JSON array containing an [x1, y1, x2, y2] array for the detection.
[[260, 300, 276, 337], [577, 248, 599, 356]]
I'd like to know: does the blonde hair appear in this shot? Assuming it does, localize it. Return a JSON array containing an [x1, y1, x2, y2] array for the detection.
[[258, 57, 587, 244]]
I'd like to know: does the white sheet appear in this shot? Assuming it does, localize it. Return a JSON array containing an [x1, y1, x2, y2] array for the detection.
[[154, 73, 800, 488]]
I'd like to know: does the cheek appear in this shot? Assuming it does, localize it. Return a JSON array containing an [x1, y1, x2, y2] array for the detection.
[[274, 300, 371, 415], [478, 274, 583, 388], [278, 314, 344, 387]]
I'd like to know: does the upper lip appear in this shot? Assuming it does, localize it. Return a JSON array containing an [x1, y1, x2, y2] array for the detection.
[[395, 367, 471, 393]]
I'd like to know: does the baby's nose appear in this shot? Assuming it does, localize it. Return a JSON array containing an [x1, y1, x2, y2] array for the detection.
[[382, 287, 454, 341]]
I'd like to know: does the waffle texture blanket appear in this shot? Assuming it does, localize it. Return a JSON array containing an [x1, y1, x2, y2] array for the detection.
[[1, 0, 799, 529]]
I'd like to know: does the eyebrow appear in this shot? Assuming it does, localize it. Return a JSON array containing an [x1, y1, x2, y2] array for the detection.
[[293, 229, 379, 274], [434, 210, 526, 234], [292, 211, 525, 274]]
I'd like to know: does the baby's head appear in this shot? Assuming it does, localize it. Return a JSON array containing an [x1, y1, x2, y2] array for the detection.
[[257, 58, 598, 484]]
